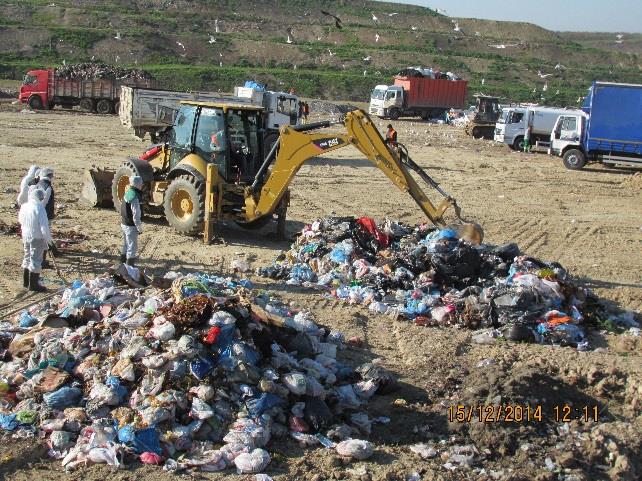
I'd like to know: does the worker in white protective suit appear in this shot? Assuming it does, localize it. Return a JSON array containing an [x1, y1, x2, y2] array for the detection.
[[16, 165, 40, 207], [18, 188, 52, 292], [120, 176, 143, 266]]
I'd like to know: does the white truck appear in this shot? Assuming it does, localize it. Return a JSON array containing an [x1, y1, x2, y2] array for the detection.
[[494, 106, 583, 151], [119, 86, 299, 142]]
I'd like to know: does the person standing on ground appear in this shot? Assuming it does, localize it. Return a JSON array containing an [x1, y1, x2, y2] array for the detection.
[[36, 167, 58, 266], [385, 123, 398, 147], [16, 165, 40, 207], [524, 121, 533, 153], [18, 188, 52, 292], [297, 102, 304, 126], [120, 176, 144, 266], [303, 102, 310, 124]]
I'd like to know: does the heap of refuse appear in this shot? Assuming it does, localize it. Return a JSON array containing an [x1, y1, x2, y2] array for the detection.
[[259, 217, 592, 348], [396, 66, 463, 81], [0, 272, 392, 472], [55, 63, 153, 81], [308, 100, 359, 115]]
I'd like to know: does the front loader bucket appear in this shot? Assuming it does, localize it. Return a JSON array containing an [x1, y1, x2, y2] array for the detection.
[[80, 167, 115, 207]]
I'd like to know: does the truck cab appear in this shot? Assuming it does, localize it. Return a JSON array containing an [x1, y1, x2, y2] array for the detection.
[[494, 107, 526, 148], [369, 85, 404, 119], [19, 69, 50, 109], [263, 92, 299, 129], [550, 113, 585, 156]]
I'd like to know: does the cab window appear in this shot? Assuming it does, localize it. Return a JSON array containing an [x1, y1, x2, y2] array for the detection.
[[194, 107, 227, 171], [169, 105, 197, 150], [508, 112, 524, 124], [386, 91, 397, 100], [23, 74, 37, 85], [227, 109, 260, 181], [276, 96, 297, 116]]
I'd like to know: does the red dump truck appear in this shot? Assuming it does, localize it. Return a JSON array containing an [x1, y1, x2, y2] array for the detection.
[[18, 68, 155, 114], [369, 72, 468, 120]]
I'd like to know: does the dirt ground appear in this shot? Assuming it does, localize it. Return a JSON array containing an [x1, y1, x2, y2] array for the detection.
[[0, 102, 640, 481]]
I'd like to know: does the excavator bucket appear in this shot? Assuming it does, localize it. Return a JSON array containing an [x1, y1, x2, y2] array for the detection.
[[448, 222, 484, 245], [80, 167, 115, 207]]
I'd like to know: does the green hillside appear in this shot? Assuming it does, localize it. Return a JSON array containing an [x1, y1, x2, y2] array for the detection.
[[1, 0, 641, 105]]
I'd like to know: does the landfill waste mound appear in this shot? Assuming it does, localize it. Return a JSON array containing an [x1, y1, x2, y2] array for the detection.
[[259, 217, 593, 349], [308, 100, 359, 116], [396, 67, 463, 81], [0, 87, 17, 99], [0, 272, 393, 473], [55, 63, 153, 81]]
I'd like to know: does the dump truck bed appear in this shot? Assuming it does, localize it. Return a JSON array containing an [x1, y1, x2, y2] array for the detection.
[[394, 76, 468, 109]]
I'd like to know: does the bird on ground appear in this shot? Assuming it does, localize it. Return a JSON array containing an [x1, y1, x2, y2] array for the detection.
[[62, 59, 66, 65], [554, 63, 566, 70], [209, 35, 216, 44], [286, 28, 294, 44], [219, 61, 223, 67], [327, 49, 335, 56], [375, 33, 380, 42], [481, 78, 485, 85], [577, 97, 582, 103], [543, 83, 548, 92], [176, 41, 185, 50], [363, 55, 372, 62], [293, 64, 297, 70], [488, 42, 520, 49], [215, 19, 220, 33], [452, 20, 461, 32], [555, 89, 560, 95], [91, 55, 95, 61], [114, 32, 121, 40], [320, 10, 342, 29], [532, 87, 537, 94], [475, 31, 481, 36], [372, 13, 379, 22], [537, 70, 553, 78], [411, 26, 418, 31], [115, 55, 120, 63], [363, 70, 367, 77]]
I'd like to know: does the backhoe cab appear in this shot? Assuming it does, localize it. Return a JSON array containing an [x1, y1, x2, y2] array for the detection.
[[82, 101, 483, 244]]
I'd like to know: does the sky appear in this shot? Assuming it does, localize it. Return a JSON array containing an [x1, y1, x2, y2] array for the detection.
[[381, 0, 642, 33]]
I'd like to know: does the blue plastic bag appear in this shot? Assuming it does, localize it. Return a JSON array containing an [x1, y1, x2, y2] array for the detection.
[[190, 356, 216, 380], [0, 413, 18, 431], [43, 386, 82, 410], [18, 311, 38, 328], [246, 393, 286, 418], [133, 427, 162, 455], [105, 376, 128, 404]]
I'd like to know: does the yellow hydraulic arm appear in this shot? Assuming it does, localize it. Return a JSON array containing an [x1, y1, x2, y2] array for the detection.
[[244, 109, 483, 243]]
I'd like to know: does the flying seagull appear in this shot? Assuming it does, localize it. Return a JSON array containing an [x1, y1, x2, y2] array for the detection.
[[372, 13, 379, 22], [176, 41, 185, 50], [537, 70, 553, 78], [320, 10, 342, 29], [616, 34, 623, 39], [452, 20, 461, 32]]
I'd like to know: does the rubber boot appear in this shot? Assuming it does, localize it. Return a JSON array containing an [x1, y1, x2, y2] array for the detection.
[[28, 272, 47, 292], [126, 257, 137, 267], [119, 253, 127, 264], [23, 268, 29, 288], [41, 249, 51, 270]]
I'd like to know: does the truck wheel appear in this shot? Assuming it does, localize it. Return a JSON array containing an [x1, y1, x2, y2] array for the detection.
[[389, 109, 400, 120], [80, 98, 94, 112], [513, 136, 525, 151], [563, 149, 586, 170], [28, 96, 43, 110], [164, 175, 205, 236], [96, 99, 113, 115]]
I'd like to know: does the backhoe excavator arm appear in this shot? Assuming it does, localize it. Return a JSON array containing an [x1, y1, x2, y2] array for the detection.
[[243, 109, 482, 242]]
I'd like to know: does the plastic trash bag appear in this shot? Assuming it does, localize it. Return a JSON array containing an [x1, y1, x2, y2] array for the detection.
[[43, 386, 82, 410], [234, 448, 271, 473], [335, 439, 374, 460], [140, 451, 163, 464]]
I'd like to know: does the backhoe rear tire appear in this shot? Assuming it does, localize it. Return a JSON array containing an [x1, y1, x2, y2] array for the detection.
[[164, 175, 205, 236]]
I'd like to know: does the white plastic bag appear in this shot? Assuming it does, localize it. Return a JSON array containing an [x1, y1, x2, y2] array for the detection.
[[336, 439, 374, 460], [234, 448, 271, 474]]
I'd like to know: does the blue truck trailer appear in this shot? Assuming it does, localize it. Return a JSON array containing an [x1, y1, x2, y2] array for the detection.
[[550, 81, 642, 169]]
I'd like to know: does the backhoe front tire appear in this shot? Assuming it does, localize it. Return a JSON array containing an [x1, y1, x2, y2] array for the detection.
[[164, 175, 205, 236]]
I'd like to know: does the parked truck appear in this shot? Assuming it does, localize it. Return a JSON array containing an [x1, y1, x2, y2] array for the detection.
[[369, 74, 468, 120], [18, 68, 155, 113], [550, 82, 642, 170], [119, 85, 299, 143], [494, 106, 583, 151], [465, 95, 501, 139]]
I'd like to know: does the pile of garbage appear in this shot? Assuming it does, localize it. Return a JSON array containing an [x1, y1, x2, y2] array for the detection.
[[308, 100, 359, 116], [0, 87, 17, 99], [55, 63, 153, 81], [259, 217, 592, 348], [0, 272, 393, 473], [396, 67, 463, 81]]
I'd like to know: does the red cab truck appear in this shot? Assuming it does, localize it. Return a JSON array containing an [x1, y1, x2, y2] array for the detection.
[[369, 74, 468, 120], [18, 68, 155, 114]]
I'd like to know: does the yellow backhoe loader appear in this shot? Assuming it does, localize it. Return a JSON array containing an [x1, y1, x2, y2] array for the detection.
[[82, 101, 483, 244]]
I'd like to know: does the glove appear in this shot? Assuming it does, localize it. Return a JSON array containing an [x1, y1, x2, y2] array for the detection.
[[49, 242, 60, 257]]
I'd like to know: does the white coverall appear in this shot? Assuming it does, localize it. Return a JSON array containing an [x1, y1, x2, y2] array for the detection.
[[16, 165, 39, 206], [18, 189, 52, 273]]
